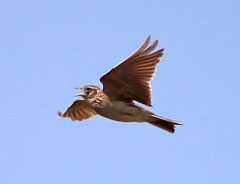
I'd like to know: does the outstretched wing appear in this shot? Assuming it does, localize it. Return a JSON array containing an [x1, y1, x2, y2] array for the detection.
[[100, 36, 164, 107], [58, 100, 98, 121]]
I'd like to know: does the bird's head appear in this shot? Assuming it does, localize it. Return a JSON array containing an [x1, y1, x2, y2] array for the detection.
[[75, 85, 101, 100]]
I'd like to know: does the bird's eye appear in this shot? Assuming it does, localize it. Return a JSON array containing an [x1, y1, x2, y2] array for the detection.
[[86, 87, 91, 91]]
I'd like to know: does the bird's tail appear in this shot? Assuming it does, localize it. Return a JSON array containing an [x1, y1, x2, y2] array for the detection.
[[145, 114, 183, 133]]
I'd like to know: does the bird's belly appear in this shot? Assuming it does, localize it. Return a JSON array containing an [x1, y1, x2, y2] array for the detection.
[[97, 102, 145, 122]]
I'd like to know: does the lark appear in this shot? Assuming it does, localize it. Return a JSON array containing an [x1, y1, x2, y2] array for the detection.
[[58, 36, 183, 133]]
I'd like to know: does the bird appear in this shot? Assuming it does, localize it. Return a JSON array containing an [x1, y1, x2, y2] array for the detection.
[[58, 36, 183, 133]]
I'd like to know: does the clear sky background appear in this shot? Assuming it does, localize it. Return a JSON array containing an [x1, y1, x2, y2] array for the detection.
[[1, 1, 239, 184]]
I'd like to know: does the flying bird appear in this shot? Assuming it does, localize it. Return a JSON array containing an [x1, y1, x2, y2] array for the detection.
[[58, 36, 183, 133]]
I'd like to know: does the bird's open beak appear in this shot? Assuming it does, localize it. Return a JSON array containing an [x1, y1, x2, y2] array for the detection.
[[74, 87, 86, 97]]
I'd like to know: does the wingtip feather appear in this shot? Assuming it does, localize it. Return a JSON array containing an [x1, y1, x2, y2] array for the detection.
[[57, 111, 63, 117]]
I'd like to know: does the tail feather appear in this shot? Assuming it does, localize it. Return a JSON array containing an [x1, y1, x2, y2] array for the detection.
[[146, 114, 183, 133]]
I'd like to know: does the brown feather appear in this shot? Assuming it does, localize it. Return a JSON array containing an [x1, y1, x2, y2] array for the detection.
[[146, 114, 184, 133], [100, 36, 164, 106], [58, 100, 98, 121]]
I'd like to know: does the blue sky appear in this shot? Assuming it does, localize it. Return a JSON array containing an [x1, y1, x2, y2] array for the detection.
[[1, 0, 239, 183]]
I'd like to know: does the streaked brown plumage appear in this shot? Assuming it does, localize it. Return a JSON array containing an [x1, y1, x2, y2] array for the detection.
[[58, 36, 183, 133]]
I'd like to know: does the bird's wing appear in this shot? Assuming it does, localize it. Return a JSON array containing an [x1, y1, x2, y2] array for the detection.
[[58, 100, 98, 121], [100, 36, 164, 107]]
